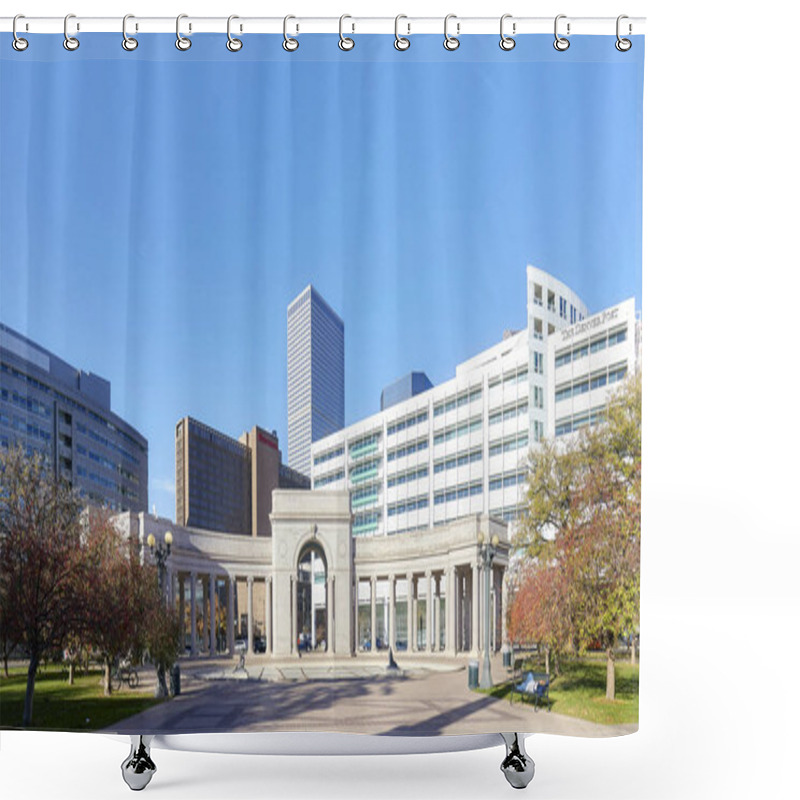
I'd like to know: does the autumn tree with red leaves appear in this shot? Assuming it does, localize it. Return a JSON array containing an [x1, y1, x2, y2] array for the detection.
[[513, 373, 641, 700]]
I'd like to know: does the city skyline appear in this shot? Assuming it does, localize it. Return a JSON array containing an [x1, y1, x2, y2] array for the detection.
[[0, 42, 643, 519]]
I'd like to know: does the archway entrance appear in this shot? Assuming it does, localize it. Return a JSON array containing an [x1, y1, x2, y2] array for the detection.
[[296, 542, 328, 652]]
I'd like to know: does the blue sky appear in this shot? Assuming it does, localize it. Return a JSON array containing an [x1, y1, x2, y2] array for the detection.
[[0, 34, 644, 518]]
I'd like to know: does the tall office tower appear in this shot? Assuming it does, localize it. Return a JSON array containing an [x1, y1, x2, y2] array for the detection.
[[0, 323, 148, 512], [175, 416, 310, 537], [287, 285, 344, 478]]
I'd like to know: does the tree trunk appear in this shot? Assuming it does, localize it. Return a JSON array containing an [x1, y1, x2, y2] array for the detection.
[[606, 647, 616, 701], [3, 652, 8, 678], [68, 662, 75, 686], [155, 664, 168, 698], [544, 646, 550, 676], [630, 636, 637, 666], [23, 656, 39, 727], [103, 659, 112, 696]]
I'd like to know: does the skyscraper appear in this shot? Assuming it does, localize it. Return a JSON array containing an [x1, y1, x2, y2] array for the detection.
[[287, 285, 344, 477]]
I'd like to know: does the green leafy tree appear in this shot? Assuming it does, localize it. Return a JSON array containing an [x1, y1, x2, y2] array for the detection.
[[0, 446, 88, 726], [513, 373, 641, 700]]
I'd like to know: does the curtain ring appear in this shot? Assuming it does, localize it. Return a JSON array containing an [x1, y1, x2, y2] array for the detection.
[[616, 15, 632, 51], [339, 14, 354, 51], [283, 15, 299, 51], [227, 15, 243, 51], [63, 13, 80, 51], [443, 14, 460, 51], [394, 14, 410, 51], [553, 14, 570, 51], [122, 14, 138, 51], [12, 14, 28, 51], [499, 14, 515, 51], [176, 14, 191, 51]]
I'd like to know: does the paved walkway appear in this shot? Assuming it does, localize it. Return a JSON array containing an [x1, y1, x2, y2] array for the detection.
[[106, 653, 636, 739]]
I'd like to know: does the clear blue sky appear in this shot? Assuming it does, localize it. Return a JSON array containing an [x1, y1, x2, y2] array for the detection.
[[0, 34, 644, 518]]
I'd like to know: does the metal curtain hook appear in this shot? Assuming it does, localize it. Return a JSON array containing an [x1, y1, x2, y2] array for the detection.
[[444, 14, 460, 51], [283, 15, 299, 51], [554, 14, 570, 51], [176, 14, 191, 51], [122, 14, 138, 51], [499, 14, 515, 51], [227, 15, 243, 51], [616, 14, 632, 51], [12, 14, 28, 51], [394, 14, 410, 51], [339, 14, 354, 51], [63, 13, 79, 51]]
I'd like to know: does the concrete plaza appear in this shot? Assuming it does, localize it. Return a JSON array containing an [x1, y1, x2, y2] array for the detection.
[[107, 653, 636, 738]]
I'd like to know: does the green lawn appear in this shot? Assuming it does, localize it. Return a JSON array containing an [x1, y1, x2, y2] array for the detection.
[[0, 664, 165, 731], [478, 655, 639, 726]]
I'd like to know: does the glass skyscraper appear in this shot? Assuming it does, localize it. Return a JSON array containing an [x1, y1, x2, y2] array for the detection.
[[287, 285, 344, 478]]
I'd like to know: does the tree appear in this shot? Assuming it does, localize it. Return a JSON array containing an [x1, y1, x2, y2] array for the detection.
[[0, 446, 88, 726], [512, 373, 641, 700]]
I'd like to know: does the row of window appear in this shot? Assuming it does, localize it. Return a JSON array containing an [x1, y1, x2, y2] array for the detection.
[[388, 437, 429, 462], [352, 485, 380, 508], [433, 387, 482, 417], [489, 432, 529, 457], [387, 410, 428, 436], [388, 494, 429, 516], [488, 366, 528, 389], [433, 416, 482, 445], [0, 388, 51, 419], [387, 465, 429, 487], [534, 352, 544, 374], [349, 432, 380, 457], [489, 470, 527, 491], [350, 458, 380, 481], [315, 468, 344, 487], [555, 406, 608, 437], [434, 447, 483, 473], [76, 421, 141, 466], [75, 443, 139, 484], [489, 400, 528, 426], [555, 364, 628, 402], [76, 464, 139, 500], [353, 510, 381, 535], [555, 327, 628, 367], [313, 445, 344, 466], [0, 412, 52, 442], [490, 504, 526, 522], [434, 480, 483, 504]]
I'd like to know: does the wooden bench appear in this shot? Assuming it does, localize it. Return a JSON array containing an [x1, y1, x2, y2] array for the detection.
[[510, 667, 551, 711]]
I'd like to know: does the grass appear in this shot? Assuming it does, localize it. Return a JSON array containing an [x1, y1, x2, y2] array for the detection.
[[478, 654, 639, 726], [0, 664, 165, 731]]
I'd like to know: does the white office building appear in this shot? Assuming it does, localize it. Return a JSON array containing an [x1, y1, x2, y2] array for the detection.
[[310, 265, 596, 537], [287, 285, 345, 479], [547, 298, 641, 439]]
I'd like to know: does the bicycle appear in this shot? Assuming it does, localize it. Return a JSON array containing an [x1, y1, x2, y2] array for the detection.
[[112, 658, 140, 691]]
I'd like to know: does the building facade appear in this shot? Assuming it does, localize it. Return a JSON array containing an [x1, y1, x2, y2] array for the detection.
[[175, 417, 310, 537], [309, 265, 591, 537], [381, 371, 434, 411], [0, 323, 148, 512], [286, 285, 345, 478], [119, 493, 510, 660], [547, 298, 641, 438]]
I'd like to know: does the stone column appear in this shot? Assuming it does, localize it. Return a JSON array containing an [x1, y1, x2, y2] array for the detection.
[[201, 576, 209, 654], [327, 576, 335, 654], [189, 572, 198, 656], [209, 574, 217, 656], [433, 574, 441, 653], [446, 567, 456, 655], [425, 571, 433, 652], [179, 574, 186, 654], [227, 577, 235, 655], [472, 562, 480, 654], [265, 577, 272, 654], [388, 574, 396, 652], [500, 567, 508, 646], [246, 576, 254, 656], [406, 572, 414, 652], [290, 575, 297, 654], [370, 576, 377, 652]]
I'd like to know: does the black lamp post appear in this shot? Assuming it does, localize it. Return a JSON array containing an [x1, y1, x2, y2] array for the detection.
[[147, 530, 172, 598], [478, 531, 500, 689], [146, 530, 172, 699]]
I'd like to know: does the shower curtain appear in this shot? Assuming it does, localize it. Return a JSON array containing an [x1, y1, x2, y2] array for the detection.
[[0, 22, 644, 737]]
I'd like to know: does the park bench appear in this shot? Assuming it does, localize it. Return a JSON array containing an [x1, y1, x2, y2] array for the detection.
[[510, 665, 551, 712]]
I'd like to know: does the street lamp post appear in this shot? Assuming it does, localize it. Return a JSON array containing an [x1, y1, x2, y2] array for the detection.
[[146, 531, 172, 698], [478, 531, 500, 689]]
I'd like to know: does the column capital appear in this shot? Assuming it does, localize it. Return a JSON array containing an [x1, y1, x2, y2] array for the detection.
[[425, 569, 432, 578], [247, 575, 254, 585]]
